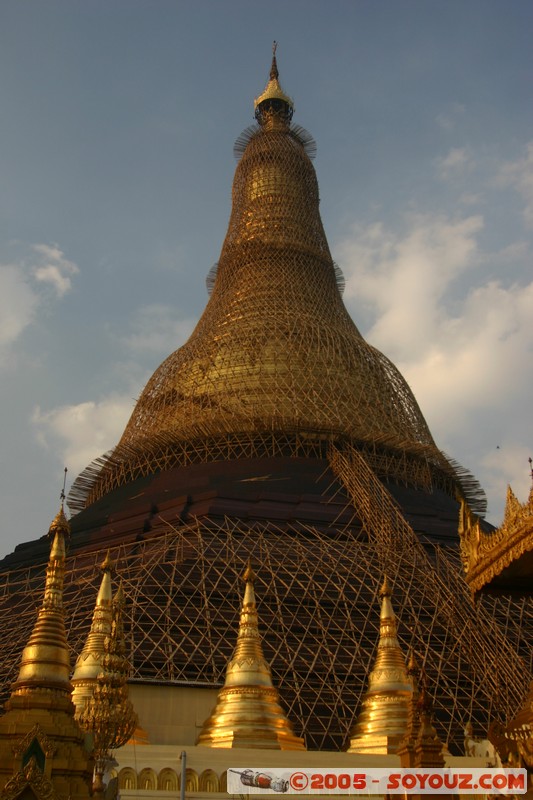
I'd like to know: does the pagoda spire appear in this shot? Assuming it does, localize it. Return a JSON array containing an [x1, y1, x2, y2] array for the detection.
[[0, 499, 93, 800], [77, 47, 447, 514], [347, 577, 412, 754], [254, 41, 294, 128], [71, 551, 114, 717], [398, 649, 422, 764], [10, 503, 72, 697], [79, 580, 138, 795], [197, 561, 305, 749]]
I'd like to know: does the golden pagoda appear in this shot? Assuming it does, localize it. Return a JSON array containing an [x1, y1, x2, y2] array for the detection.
[[0, 505, 92, 800], [197, 562, 305, 750], [0, 48, 531, 756], [71, 551, 114, 718], [78, 581, 138, 794], [347, 577, 412, 754]]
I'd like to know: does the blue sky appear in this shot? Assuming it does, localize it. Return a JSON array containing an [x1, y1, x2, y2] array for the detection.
[[1, 0, 532, 557]]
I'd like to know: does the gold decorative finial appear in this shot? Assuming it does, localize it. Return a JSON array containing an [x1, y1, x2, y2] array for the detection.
[[270, 41, 279, 79], [243, 557, 255, 584], [254, 42, 294, 127], [11, 501, 72, 697], [48, 469, 69, 538], [101, 550, 114, 573], [347, 581, 412, 754], [197, 566, 305, 749], [407, 648, 419, 677]]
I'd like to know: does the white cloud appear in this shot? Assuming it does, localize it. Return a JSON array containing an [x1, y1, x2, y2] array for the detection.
[[32, 394, 134, 477], [493, 240, 530, 263], [436, 147, 472, 180], [0, 264, 38, 350], [341, 214, 483, 360], [30, 302, 195, 483], [496, 141, 533, 228], [32, 243, 80, 297], [0, 244, 79, 365], [480, 444, 533, 521], [337, 213, 533, 523], [403, 279, 533, 430]]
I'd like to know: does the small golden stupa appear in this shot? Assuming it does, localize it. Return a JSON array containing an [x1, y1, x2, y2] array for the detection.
[[10, 507, 72, 698], [71, 551, 114, 717], [0, 503, 93, 800], [196, 562, 306, 750], [347, 576, 412, 754]]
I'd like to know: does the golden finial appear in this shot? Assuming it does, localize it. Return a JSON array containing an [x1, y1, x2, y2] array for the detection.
[[48, 468, 70, 542], [398, 648, 422, 760], [407, 648, 420, 678], [114, 579, 125, 609], [101, 550, 114, 573], [254, 42, 294, 126], [347, 580, 412, 754], [243, 557, 255, 584], [270, 40, 279, 79], [196, 566, 305, 749]]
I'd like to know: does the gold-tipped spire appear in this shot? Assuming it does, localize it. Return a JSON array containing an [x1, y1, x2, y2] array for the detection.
[[0, 487, 93, 800], [254, 41, 294, 127], [398, 649, 422, 765], [413, 668, 445, 767], [197, 562, 305, 749], [10, 504, 72, 697], [79, 580, 138, 795], [71, 551, 114, 717], [347, 578, 412, 754], [398, 658, 445, 768]]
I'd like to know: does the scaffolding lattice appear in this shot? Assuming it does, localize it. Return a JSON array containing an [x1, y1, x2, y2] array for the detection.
[[0, 504, 530, 753], [68, 108, 485, 516]]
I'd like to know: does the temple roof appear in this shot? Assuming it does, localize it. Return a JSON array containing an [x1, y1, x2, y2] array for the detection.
[[460, 484, 533, 597]]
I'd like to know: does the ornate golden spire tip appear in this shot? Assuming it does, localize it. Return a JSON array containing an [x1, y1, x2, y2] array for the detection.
[[243, 558, 255, 584], [101, 550, 114, 573]]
